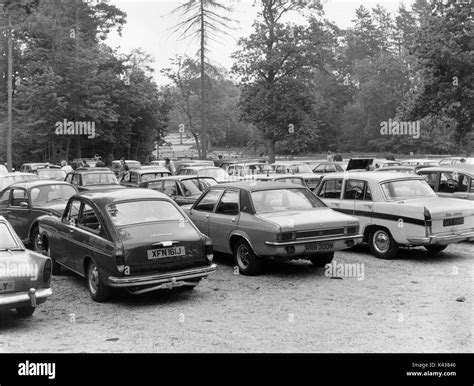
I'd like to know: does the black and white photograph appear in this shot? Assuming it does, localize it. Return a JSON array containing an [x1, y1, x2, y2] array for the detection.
[[0, 0, 472, 384]]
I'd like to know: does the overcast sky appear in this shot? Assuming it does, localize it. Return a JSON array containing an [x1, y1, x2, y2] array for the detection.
[[106, 0, 414, 85]]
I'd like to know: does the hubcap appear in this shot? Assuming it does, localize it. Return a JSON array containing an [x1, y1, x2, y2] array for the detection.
[[88, 264, 99, 294], [237, 245, 250, 268], [373, 230, 390, 253]]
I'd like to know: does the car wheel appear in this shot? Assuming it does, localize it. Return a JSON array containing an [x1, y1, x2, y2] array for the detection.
[[369, 228, 398, 259], [233, 239, 263, 276], [30, 225, 41, 252], [424, 245, 448, 254], [16, 306, 35, 317], [87, 260, 111, 302], [309, 252, 334, 267]]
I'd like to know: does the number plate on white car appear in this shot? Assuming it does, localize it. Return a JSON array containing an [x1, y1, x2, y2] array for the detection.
[[305, 242, 334, 252], [443, 217, 464, 227], [147, 246, 185, 259], [0, 280, 14, 292]]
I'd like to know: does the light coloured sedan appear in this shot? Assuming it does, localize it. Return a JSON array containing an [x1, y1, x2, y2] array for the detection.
[[185, 181, 362, 275]]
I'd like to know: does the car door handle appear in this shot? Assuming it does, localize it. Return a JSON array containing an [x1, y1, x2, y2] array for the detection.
[[230, 217, 236, 222], [69, 228, 74, 233], [333, 203, 340, 207], [205, 214, 210, 218]]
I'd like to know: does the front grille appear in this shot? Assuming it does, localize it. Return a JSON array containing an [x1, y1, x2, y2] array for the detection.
[[296, 228, 345, 239]]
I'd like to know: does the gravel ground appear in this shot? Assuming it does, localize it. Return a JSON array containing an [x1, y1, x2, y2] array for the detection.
[[0, 242, 472, 353]]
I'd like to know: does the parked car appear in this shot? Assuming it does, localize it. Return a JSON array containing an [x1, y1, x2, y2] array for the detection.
[[438, 157, 474, 165], [400, 159, 439, 168], [140, 176, 218, 205], [119, 166, 171, 187], [35, 167, 66, 181], [71, 158, 98, 169], [417, 165, 474, 200], [0, 216, 52, 316], [375, 166, 418, 174], [173, 159, 215, 175], [218, 158, 267, 172], [346, 158, 401, 171], [177, 166, 230, 183], [255, 174, 307, 187], [316, 171, 474, 259], [0, 180, 78, 248], [111, 160, 142, 178], [65, 168, 125, 192], [184, 181, 362, 275], [19, 163, 51, 173], [0, 173, 39, 191], [271, 161, 319, 190], [37, 189, 216, 301], [226, 162, 274, 181]]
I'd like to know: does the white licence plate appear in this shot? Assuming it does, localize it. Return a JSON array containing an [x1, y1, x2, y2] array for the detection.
[[147, 246, 185, 260], [0, 280, 14, 292], [305, 242, 334, 252]]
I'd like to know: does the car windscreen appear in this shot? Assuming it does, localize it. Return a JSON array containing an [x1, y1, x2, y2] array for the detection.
[[288, 164, 313, 173], [82, 173, 118, 185], [275, 178, 305, 185], [141, 172, 170, 182], [0, 222, 20, 250], [251, 188, 325, 213], [30, 184, 77, 205], [37, 169, 66, 179], [107, 199, 185, 226], [381, 179, 437, 200]]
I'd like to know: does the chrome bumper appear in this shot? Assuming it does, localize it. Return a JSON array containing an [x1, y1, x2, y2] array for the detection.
[[265, 234, 363, 246], [407, 231, 474, 245], [0, 287, 52, 309], [108, 264, 217, 288]]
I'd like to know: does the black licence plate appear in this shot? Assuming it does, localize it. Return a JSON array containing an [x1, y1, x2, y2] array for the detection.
[[443, 217, 464, 227]]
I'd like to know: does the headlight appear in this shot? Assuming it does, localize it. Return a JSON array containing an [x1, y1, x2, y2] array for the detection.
[[276, 232, 295, 241]]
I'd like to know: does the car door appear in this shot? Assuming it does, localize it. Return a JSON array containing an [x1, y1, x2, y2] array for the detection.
[[316, 178, 343, 211], [5, 188, 30, 239], [339, 179, 373, 229], [188, 188, 224, 236], [54, 198, 82, 269], [207, 189, 240, 253]]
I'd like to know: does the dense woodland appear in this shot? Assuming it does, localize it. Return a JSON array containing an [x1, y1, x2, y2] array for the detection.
[[0, 0, 472, 166]]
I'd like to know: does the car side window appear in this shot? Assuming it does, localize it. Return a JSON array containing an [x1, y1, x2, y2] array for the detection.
[[65, 199, 81, 225], [420, 172, 438, 189], [318, 179, 343, 199], [326, 165, 336, 173], [314, 164, 325, 173], [163, 180, 177, 196], [216, 190, 239, 215], [71, 174, 81, 185], [10, 189, 28, 207], [0, 189, 10, 205], [79, 203, 104, 236], [65, 173, 73, 183], [194, 189, 223, 212], [343, 180, 371, 201]]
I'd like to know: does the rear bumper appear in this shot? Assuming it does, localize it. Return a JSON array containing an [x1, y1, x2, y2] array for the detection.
[[262, 234, 363, 257], [407, 231, 474, 245], [107, 264, 217, 288], [0, 287, 52, 310]]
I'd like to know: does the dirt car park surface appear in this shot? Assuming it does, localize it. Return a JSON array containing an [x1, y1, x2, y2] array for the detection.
[[0, 242, 472, 353]]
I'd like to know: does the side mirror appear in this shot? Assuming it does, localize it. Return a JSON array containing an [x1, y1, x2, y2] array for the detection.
[[20, 201, 29, 209]]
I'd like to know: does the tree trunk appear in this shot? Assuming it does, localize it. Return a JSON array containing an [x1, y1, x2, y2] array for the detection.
[[268, 138, 276, 163], [200, 0, 207, 159], [6, 13, 13, 171], [192, 132, 202, 158]]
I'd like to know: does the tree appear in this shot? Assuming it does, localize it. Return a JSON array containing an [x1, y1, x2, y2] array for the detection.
[[171, 0, 235, 159], [232, 0, 339, 162]]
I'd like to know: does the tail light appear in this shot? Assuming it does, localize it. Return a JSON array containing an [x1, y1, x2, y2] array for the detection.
[[114, 246, 126, 273], [205, 238, 213, 262], [424, 207, 432, 236], [43, 259, 52, 283]]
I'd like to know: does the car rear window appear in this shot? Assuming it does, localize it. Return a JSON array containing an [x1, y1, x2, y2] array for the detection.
[[83, 173, 118, 185], [0, 222, 20, 250], [107, 200, 184, 226], [251, 188, 325, 213]]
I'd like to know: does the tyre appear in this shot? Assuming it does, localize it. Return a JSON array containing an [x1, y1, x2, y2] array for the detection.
[[43, 243, 61, 275], [309, 252, 334, 267], [424, 245, 448, 254], [30, 225, 41, 252], [16, 306, 35, 317], [87, 260, 111, 302], [233, 239, 263, 276], [369, 228, 398, 259]]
